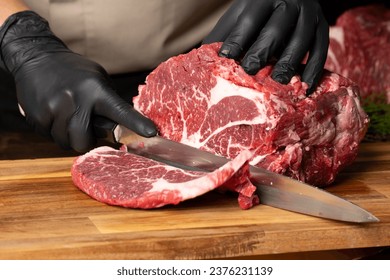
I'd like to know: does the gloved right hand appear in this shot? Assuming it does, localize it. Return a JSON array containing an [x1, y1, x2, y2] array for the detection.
[[203, 0, 329, 94], [0, 11, 157, 152]]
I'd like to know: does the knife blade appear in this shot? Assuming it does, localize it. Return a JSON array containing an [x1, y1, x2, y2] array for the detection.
[[94, 117, 379, 223]]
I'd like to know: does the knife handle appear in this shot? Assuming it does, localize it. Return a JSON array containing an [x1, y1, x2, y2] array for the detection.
[[93, 116, 119, 144]]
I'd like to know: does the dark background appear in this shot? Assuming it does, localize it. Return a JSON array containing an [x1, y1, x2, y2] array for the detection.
[[319, 0, 389, 24]]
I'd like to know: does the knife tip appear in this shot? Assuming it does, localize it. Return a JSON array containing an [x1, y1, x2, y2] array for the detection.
[[355, 214, 380, 223], [366, 215, 380, 223]]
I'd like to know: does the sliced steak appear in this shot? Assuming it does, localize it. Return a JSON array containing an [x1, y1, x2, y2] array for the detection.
[[134, 43, 369, 187], [71, 146, 258, 209]]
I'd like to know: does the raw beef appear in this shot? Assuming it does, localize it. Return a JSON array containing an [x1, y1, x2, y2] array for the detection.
[[71, 146, 259, 209], [134, 43, 369, 187], [325, 4, 390, 103]]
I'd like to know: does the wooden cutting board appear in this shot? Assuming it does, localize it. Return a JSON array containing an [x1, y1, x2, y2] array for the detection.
[[0, 142, 389, 260]]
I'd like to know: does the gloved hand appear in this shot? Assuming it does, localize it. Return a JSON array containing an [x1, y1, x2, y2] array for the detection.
[[0, 11, 157, 152], [203, 0, 329, 94]]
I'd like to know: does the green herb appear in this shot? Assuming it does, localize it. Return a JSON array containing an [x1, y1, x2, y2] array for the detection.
[[362, 93, 390, 141]]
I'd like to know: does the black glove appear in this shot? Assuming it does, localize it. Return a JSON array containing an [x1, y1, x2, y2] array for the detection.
[[203, 0, 329, 94], [0, 11, 157, 152]]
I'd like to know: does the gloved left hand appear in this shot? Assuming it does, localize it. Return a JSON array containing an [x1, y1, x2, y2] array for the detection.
[[0, 11, 157, 152], [203, 0, 329, 94]]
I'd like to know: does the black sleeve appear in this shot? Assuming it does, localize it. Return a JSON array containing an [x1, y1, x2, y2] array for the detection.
[[319, 0, 389, 25]]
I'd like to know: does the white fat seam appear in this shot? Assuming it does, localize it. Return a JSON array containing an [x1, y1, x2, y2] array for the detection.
[[326, 49, 341, 73], [149, 176, 208, 199], [148, 149, 252, 200], [182, 118, 269, 149], [329, 26, 345, 51], [208, 76, 266, 106], [326, 27, 346, 73], [179, 76, 279, 147], [210, 76, 285, 125], [143, 165, 204, 196], [248, 154, 269, 166]]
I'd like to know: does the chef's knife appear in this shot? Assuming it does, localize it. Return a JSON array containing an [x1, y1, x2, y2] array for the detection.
[[94, 117, 379, 223]]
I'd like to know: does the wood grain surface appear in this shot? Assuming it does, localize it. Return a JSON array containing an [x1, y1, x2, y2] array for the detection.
[[0, 141, 389, 260]]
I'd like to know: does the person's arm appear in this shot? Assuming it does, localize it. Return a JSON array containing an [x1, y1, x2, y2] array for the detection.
[[0, 1, 157, 152], [0, 0, 29, 23]]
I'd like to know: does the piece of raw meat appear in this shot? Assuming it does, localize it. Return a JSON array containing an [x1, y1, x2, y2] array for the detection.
[[71, 146, 259, 209], [325, 4, 390, 103], [134, 43, 369, 187]]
